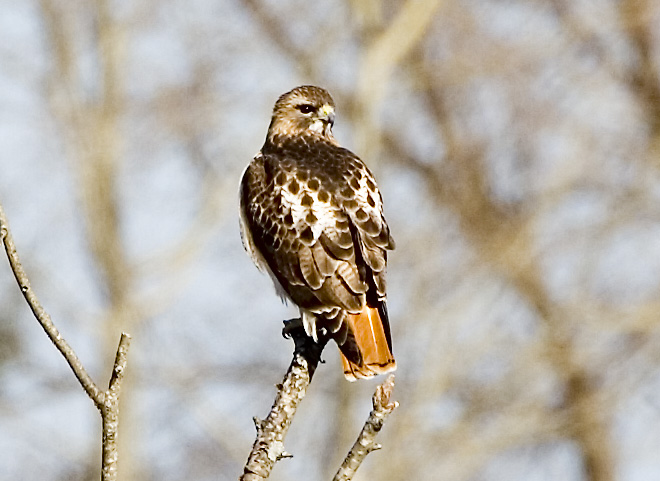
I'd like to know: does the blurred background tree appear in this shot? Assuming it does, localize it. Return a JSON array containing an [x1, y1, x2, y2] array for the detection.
[[1, 1, 660, 480]]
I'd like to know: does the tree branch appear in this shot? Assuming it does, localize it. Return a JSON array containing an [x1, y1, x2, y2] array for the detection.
[[239, 322, 399, 481], [239, 322, 327, 481], [101, 332, 132, 481], [0, 201, 132, 481], [333, 374, 398, 481], [0, 202, 105, 406]]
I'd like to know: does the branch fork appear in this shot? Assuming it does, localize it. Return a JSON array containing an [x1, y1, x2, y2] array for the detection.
[[0, 203, 132, 481], [240, 320, 398, 481]]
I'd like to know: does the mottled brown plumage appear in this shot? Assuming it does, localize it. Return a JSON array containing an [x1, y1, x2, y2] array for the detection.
[[239, 85, 396, 380]]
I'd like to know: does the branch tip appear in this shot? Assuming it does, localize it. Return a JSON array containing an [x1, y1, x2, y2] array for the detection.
[[333, 374, 398, 481], [278, 451, 294, 460], [369, 443, 382, 453], [252, 416, 264, 433]]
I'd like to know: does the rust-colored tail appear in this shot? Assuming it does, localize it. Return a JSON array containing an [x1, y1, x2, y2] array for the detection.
[[339, 305, 396, 381]]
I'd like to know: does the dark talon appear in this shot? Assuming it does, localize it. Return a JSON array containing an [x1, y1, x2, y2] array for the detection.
[[282, 317, 304, 339]]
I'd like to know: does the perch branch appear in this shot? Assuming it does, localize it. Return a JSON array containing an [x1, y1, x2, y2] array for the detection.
[[239, 321, 327, 481], [333, 374, 398, 481]]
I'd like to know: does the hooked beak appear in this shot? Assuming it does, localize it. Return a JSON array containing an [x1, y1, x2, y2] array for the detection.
[[326, 110, 336, 127], [319, 104, 335, 127]]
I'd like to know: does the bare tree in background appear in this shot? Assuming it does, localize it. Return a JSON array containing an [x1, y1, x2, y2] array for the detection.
[[34, 1, 228, 479]]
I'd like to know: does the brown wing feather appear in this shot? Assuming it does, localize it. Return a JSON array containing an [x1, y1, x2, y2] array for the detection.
[[299, 245, 323, 289], [311, 241, 338, 277]]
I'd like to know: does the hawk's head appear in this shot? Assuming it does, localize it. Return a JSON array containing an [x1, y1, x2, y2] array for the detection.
[[267, 86, 336, 143]]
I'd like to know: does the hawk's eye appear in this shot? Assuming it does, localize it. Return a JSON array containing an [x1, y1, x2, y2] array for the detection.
[[296, 104, 316, 114]]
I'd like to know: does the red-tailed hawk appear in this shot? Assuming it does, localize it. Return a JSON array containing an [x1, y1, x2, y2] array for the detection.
[[239, 85, 396, 381]]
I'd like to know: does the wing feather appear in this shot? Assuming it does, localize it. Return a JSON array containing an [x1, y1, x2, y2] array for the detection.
[[299, 245, 323, 289], [319, 231, 354, 260], [336, 262, 367, 295], [311, 241, 338, 277], [315, 275, 363, 312]]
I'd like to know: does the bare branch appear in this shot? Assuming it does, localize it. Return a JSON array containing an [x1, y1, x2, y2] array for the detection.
[[239, 322, 327, 481], [242, 0, 317, 79], [101, 332, 132, 481], [333, 375, 398, 481], [0, 202, 105, 407], [1, 201, 132, 481], [354, 0, 445, 160]]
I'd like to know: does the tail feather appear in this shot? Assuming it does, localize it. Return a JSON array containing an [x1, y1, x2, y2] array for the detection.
[[339, 305, 396, 381]]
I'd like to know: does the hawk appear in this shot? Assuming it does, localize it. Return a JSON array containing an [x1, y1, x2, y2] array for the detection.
[[239, 85, 396, 381]]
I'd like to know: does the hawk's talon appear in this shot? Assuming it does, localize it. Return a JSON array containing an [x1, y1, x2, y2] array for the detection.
[[282, 317, 304, 339]]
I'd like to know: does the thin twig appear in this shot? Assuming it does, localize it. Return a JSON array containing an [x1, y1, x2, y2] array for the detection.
[[101, 332, 132, 481], [0, 202, 105, 407], [333, 374, 398, 481], [239, 322, 327, 481]]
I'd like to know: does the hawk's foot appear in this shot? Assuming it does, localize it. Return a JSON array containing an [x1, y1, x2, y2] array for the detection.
[[282, 317, 304, 339]]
